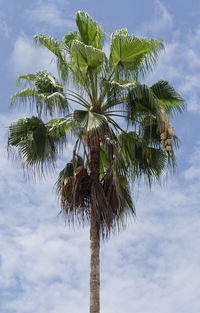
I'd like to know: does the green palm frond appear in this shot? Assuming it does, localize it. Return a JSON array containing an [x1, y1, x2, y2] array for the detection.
[[8, 117, 57, 172], [87, 111, 108, 133], [99, 135, 128, 179], [70, 40, 105, 71], [150, 80, 185, 114], [119, 176, 135, 213], [102, 82, 159, 123], [100, 78, 137, 105], [46, 118, 71, 149], [11, 88, 36, 108], [46, 116, 84, 145], [11, 72, 68, 116], [110, 28, 164, 79], [66, 89, 90, 109], [75, 11, 105, 49], [100, 127, 165, 185], [34, 34, 68, 82], [16, 74, 37, 87], [8, 10, 185, 239], [125, 83, 159, 122], [72, 109, 110, 137], [61, 31, 79, 49], [118, 131, 166, 184]]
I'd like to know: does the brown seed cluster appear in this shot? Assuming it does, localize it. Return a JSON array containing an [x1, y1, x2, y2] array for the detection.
[[159, 107, 175, 157]]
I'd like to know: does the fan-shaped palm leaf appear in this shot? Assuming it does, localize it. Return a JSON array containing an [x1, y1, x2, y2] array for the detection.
[[61, 31, 79, 49], [8, 117, 57, 171], [75, 11, 105, 49], [72, 109, 111, 140], [150, 80, 185, 114], [34, 34, 68, 82], [110, 28, 164, 79], [102, 81, 160, 127], [117, 131, 166, 183], [70, 40, 105, 71], [11, 72, 68, 116], [8, 11, 185, 313]]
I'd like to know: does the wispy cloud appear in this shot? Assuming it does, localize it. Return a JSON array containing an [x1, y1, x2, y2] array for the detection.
[[183, 142, 200, 181], [10, 35, 57, 76], [1, 111, 200, 313], [26, 1, 74, 28], [2, 2, 200, 312], [139, 0, 173, 36], [146, 37, 200, 112], [137, 2, 200, 113]]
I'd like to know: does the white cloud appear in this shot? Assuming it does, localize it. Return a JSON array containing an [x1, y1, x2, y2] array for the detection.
[[136, 2, 200, 113], [139, 0, 173, 36], [183, 143, 200, 181], [183, 48, 200, 70], [146, 39, 200, 112], [187, 24, 200, 48], [1, 110, 200, 312], [0, 113, 74, 226], [26, 1, 74, 28], [10, 36, 57, 76], [184, 165, 200, 181], [103, 41, 110, 58], [2, 2, 200, 310]]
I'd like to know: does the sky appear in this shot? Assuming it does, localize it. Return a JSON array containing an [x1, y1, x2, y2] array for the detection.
[[0, 0, 200, 312]]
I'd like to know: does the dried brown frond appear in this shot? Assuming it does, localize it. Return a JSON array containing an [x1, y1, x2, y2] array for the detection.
[[90, 171, 129, 239], [60, 166, 91, 225], [103, 171, 123, 214], [91, 181, 114, 239], [60, 164, 131, 239], [72, 166, 91, 207], [61, 176, 74, 204]]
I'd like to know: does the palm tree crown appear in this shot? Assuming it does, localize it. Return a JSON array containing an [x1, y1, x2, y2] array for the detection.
[[8, 11, 185, 313], [8, 11, 184, 238]]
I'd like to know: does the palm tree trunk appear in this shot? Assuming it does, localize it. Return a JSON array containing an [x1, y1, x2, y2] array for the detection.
[[90, 209, 100, 313], [89, 135, 100, 313]]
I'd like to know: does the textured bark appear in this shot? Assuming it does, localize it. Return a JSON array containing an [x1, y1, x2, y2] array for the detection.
[[89, 135, 100, 179], [90, 210, 100, 313], [89, 135, 100, 313]]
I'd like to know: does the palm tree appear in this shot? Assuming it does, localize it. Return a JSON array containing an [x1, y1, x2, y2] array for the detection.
[[7, 11, 184, 313]]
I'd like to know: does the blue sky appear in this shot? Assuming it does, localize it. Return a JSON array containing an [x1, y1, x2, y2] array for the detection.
[[0, 0, 200, 312]]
